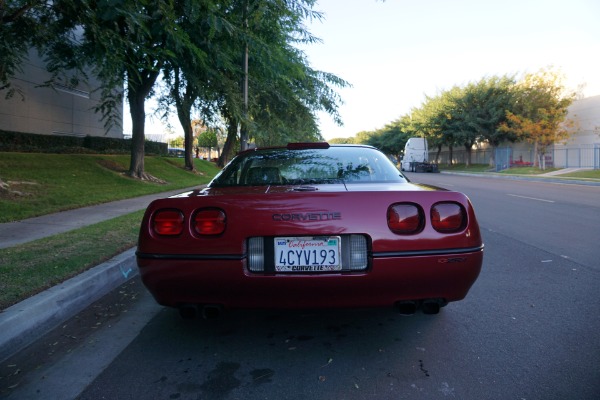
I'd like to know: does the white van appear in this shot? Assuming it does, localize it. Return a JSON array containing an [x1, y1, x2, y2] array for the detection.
[[400, 138, 438, 172], [401, 138, 428, 171]]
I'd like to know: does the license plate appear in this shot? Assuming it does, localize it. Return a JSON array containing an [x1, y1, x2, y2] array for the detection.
[[275, 236, 341, 272]]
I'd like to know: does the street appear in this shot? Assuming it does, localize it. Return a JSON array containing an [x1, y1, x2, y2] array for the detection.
[[407, 172, 600, 269], [2, 173, 599, 400]]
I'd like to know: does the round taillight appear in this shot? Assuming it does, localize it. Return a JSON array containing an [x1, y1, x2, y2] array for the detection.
[[387, 203, 423, 234], [431, 202, 466, 232], [194, 209, 226, 235], [153, 210, 184, 236]]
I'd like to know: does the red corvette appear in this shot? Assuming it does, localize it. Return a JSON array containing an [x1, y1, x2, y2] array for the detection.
[[136, 143, 483, 318]]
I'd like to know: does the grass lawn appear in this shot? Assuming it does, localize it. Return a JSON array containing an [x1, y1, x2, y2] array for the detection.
[[0, 152, 221, 309], [0, 153, 220, 222], [498, 166, 560, 175], [0, 211, 144, 309], [558, 169, 600, 179], [438, 164, 492, 173]]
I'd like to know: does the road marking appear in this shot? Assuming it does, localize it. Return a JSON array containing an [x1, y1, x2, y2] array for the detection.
[[507, 194, 555, 203], [119, 265, 133, 278]]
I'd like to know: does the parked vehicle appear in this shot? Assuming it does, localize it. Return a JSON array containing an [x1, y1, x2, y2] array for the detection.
[[136, 143, 483, 319], [168, 147, 185, 158], [401, 138, 438, 172]]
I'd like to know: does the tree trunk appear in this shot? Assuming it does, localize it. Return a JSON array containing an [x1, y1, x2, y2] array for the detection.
[[464, 144, 472, 167], [125, 65, 161, 181], [218, 120, 239, 167], [176, 104, 195, 171], [173, 70, 196, 172], [128, 89, 146, 179], [538, 148, 548, 171], [489, 145, 496, 168], [184, 122, 195, 171]]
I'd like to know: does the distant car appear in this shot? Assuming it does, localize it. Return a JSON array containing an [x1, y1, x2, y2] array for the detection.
[[168, 147, 185, 157], [136, 143, 484, 318]]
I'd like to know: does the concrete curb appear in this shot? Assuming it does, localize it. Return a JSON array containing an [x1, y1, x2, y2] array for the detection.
[[0, 248, 138, 363], [438, 171, 600, 186]]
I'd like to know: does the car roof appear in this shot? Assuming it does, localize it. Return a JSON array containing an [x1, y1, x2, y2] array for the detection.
[[237, 142, 376, 156]]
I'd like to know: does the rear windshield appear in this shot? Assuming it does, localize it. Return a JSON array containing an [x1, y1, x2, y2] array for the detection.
[[210, 146, 406, 187]]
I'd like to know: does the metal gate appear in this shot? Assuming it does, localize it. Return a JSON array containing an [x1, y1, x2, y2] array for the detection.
[[495, 147, 511, 172]]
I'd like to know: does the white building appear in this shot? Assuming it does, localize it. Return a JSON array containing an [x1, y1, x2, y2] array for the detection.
[[563, 95, 600, 146], [0, 50, 122, 139], [552, 95, 600, 168]]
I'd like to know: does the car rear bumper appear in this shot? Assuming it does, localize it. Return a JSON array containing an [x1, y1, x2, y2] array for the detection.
[[137, 248, 483, 309]]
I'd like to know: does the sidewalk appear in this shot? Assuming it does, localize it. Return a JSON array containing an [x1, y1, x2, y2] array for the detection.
[[439, 169, 600, 186], [0, 187, 199, 249], [538, 167, 591, 177], [0, 186, 201, 362]]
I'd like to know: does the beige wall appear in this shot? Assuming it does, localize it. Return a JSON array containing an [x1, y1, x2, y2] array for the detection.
[[0, 50, 122, 139], [562, 95, 600, 146]]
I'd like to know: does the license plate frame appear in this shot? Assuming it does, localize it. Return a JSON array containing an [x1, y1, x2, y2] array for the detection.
[[274, 236, 342, 272]]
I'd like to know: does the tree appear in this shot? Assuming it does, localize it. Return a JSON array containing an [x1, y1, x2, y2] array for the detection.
[[365, 119, 411, 160], [56, 1, 178, 180], [329, 137, 355, 144], [198, 0, 347, 165], [410, 92, 458, 165], [5, 0, 348, 176], [45, 0, 222, 180], [197, 128, 218, 159], [169, 136, 185, 148], [451, 76, 516, 166], [219, 0, 348, 152], [169, 66, 200, 170], [500, 68, 577, 169], [252, 1, 348, 144], [0, 1, 84, 191], [1, 1, 50, 95], [399, 75, 519, 167], [160, 0, 239, 171]]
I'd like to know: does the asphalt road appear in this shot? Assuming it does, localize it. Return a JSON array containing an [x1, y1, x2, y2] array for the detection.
[[2, 173, 599, 400], [407, 172, 600, 270]]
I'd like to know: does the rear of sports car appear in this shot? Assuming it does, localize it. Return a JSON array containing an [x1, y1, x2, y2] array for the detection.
[[136, 182, 484, 317]]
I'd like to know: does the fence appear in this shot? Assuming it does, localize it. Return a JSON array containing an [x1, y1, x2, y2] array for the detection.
[[430, 148, 493, 166], [553, 144, 600, 169], [431, 144, 600, 171], [493, 147, 538, 171]]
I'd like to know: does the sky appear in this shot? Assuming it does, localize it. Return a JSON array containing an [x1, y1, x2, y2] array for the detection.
[[135, 0, 600, 142], [300, 0, 600, 140]]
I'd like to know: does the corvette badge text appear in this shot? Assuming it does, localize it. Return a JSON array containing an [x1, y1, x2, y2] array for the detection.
[[272, 212, 341, 221]]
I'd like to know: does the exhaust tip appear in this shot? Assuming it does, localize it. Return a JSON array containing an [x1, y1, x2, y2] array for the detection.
[[396, 301, 418, 315], [178, 305, 198, 319], [202, 305, 223, 319]]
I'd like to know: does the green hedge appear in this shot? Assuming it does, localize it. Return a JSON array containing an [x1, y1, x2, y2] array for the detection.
[[0, 130, 167, 155]]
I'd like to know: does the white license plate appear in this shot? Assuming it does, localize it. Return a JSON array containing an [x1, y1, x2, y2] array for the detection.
[[275, 236, 341, 272]]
